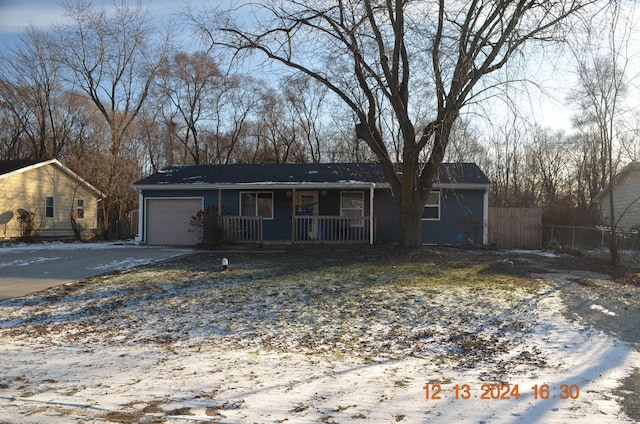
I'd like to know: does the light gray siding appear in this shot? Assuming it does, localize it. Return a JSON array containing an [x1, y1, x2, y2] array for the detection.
[[600, 169, 640, 229]]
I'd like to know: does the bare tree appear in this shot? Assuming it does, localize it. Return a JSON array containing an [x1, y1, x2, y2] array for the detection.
[[527, 126, 569, 206], [566, 131, 606, 223], [0, 27, 70, 160], [570, 2, 634, 264], [192, 0, 597, 248], [0, 84, 30, 159], [486, 119, 532, 207], [444, 119, 489, 167], [155, 51, 223, 164], [282, 75, 329, 163], [193, 70, 263, 165], [53, 0, 171, 237], [253, 86, 310, 163]]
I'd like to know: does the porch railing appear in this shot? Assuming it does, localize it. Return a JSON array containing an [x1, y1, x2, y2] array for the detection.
[[218, 216, 263, 243], [293, 215, 373, 243], [217, 215, 373, 244]]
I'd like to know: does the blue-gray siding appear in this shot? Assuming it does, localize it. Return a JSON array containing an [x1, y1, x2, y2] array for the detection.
[[421, 190, 485, 245], [141, 187, 486, 244]]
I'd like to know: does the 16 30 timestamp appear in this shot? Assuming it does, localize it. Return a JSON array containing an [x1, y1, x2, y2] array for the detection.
[[424, 383, 580, 401]]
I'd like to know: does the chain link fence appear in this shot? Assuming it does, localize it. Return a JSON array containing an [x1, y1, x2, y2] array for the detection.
[[542, 225, 640, 251]]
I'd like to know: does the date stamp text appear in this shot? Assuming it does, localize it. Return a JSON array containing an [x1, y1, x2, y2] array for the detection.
[[424, 383, 580, 401]]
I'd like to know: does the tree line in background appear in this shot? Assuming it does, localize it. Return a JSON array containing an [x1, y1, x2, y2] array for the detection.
[[0, 0, 637, 241]]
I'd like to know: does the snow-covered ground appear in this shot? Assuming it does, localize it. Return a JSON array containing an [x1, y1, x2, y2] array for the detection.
[[0, 249, 637, 423]]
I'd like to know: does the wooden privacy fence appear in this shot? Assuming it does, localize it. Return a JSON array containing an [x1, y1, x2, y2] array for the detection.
[[489, 208, 542, 249]]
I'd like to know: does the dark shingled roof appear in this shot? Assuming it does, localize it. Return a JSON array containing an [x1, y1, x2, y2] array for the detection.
[[0, 159, 49, 176], [133, 162, 490, 187]]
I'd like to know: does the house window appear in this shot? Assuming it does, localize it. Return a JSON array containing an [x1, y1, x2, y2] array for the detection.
[[76, 199, 85, 219], [45, 196, 55, 218], [240, 192, 273, 219], [341, 191, 364, 227], [422, 191, 440, 220], [341, 192, 364, 217]]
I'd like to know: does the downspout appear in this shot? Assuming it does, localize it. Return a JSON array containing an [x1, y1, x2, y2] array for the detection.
[[483, 188, 489, 245], [370, 183, 375, 245], [136, 191, 144, 244]]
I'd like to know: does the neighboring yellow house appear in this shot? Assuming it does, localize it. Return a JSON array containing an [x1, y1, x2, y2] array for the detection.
[[0, 159, 103, 240]]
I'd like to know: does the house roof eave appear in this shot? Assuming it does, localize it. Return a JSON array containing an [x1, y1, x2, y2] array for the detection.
[[0, 158, 56, 180], [0, 159, 104, 199], [52, 160, 105, 198], [433, 183, 492, 190], [133, 181, 492, 192], [593, 162, 640, 204], [133, 181, 377, 192]]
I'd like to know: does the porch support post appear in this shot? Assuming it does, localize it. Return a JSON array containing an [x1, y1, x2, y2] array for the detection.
[[291, 188, 296, 242], [135, 192, 144, 244], [370, 184, 375, 245], [218, 190, 222, 216]]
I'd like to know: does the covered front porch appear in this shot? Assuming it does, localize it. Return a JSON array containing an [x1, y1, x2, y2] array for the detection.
[[216, 185, 376, 245]]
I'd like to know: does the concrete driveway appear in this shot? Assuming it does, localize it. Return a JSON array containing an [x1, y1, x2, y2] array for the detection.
[[0, 242, 194, 300]]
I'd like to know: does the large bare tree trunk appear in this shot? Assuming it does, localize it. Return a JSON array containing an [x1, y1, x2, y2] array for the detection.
[[399, 189, 425, 249]]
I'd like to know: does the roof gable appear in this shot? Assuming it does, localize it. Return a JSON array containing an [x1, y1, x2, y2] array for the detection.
[[133, 162, 491, 188], [593, 162, 640, 203], [0, 159, 103, 197], [0, 159, 50, 176]]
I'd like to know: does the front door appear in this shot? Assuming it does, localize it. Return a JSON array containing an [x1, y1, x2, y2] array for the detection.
[[295, 191, 319, 240]]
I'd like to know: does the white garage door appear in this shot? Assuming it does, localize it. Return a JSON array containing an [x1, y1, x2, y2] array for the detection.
[[146, 198, 203, 245]]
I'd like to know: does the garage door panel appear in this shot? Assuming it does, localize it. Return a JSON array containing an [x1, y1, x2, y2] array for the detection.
[[146, 198, 202, 245]]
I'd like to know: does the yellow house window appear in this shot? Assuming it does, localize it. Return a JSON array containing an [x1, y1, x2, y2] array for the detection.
[[45, 197, 55, 218], [76, 199, 85, 219]]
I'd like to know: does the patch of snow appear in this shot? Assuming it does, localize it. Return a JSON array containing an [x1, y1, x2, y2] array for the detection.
[[88, 257, 159, 272], [0, 256, 60, 268], [590, 304, 617, 316], [0, 242, 133, 252], [509, 249, 562, 258]]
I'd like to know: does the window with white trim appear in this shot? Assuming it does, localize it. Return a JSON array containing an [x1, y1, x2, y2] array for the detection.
[[76, 199, 85, 219], [45, 196, 55, 218], [341, 192, 364, 217], [422, 191, 440, 220], [240, 192, 273, 219], [341, 191, 364, 227]]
